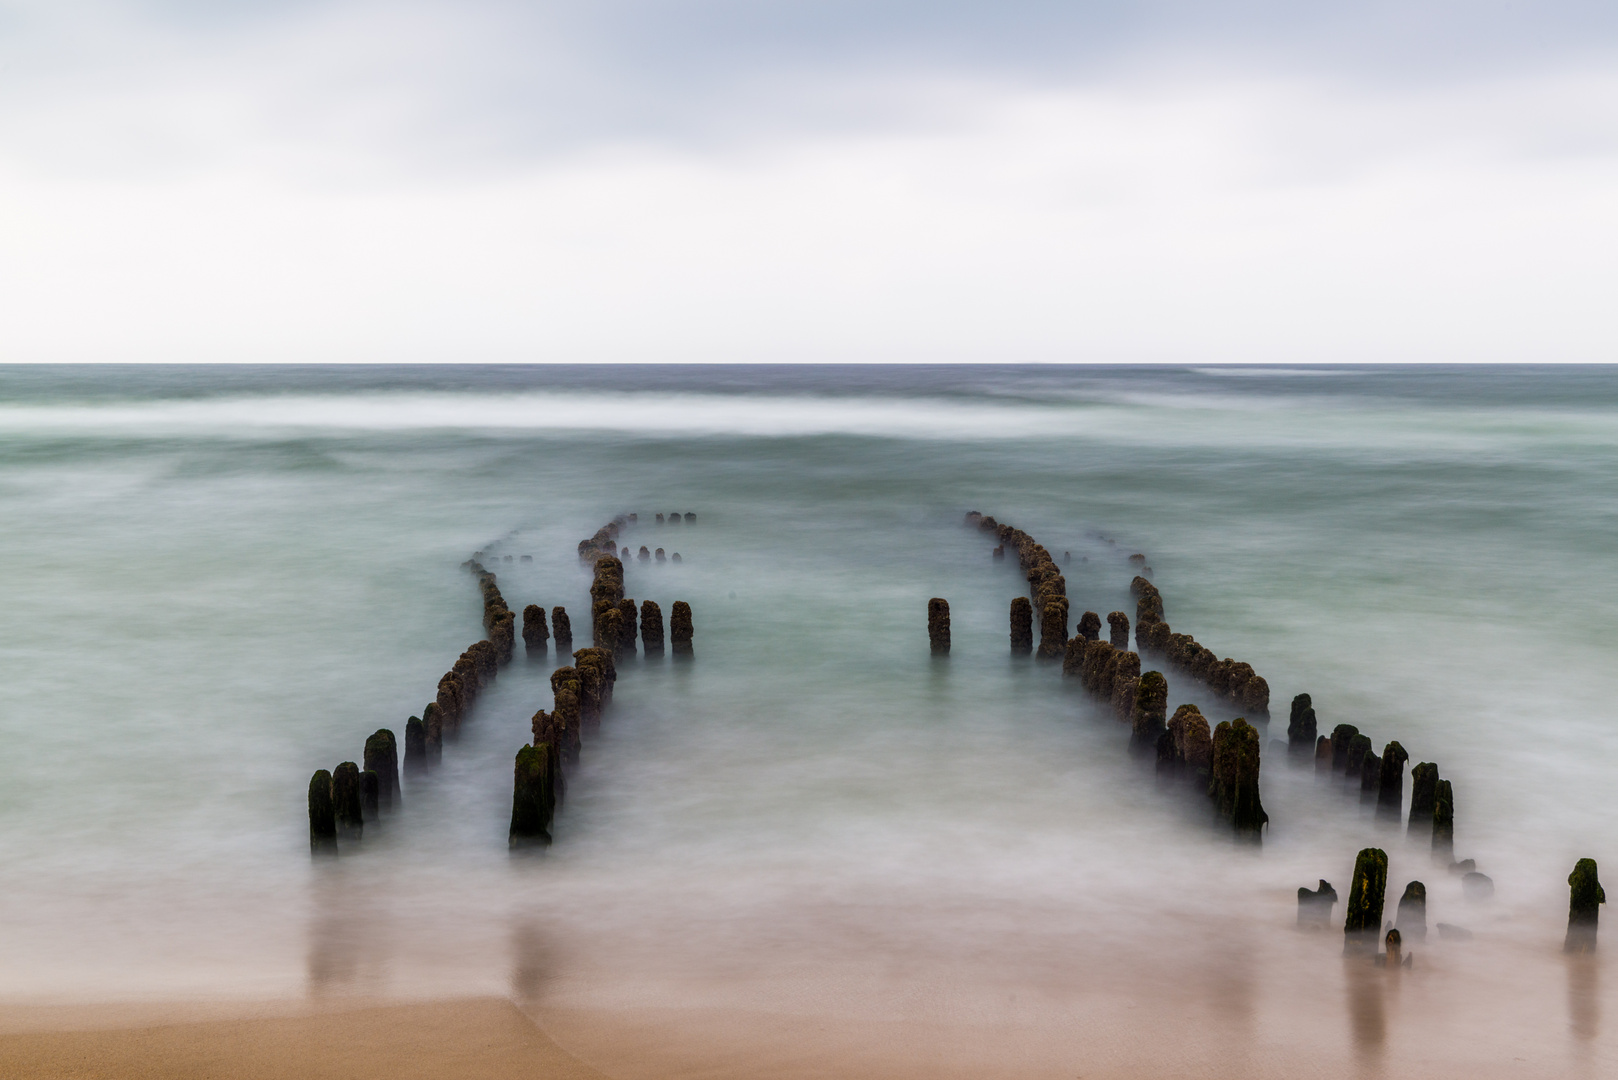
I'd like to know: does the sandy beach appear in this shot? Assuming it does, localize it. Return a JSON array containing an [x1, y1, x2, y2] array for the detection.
[[0, 998, 607, 1080]]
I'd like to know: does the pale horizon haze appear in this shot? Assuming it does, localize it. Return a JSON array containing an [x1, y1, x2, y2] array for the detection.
[[1, 1, 1614, 364]]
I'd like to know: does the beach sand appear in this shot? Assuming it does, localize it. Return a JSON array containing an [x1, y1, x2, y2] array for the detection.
[[0, 997, 609, 1080]]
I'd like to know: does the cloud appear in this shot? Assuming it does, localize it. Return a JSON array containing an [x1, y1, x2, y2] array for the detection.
[[0, 1, 1613, 362]]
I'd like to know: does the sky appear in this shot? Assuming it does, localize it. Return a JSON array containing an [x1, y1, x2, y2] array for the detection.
[[0, 1, 1614, 364]]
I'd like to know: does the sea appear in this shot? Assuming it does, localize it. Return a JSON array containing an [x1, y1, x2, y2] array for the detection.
[[0, 364, 1613, 1078]]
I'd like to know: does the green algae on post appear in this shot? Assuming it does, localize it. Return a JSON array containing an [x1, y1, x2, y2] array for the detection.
[[1344, 848, 1389, 955], [1565, 858, 1605, 954], [1107, 611, 1129, 649]]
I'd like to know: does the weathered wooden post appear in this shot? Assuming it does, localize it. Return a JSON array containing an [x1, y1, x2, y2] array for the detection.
[[522, 604, 549, 657], [928, 598, 951, 655], [403, 716, 427, 778], [1565, 859, 1606, 954], [363, 729, 400, 811], [671, 601, 694, 656], [331, 761, 364, 842], [1376, 741, 1408, 822], [640, 600, 665, 655], [1396, 881, 1427, 941], [508, 744, 553, 848], [1129, 671, 1168, 753], [1344, 848, 1389, 955], [308, 770, 337, 856], [1407, 762, 1439, 835], [1107, 611, 1130, 649], [1288, 694, 1317, 758], [1009, 597, 1033, 653], [1297, 880, 1338, 929], [1432, 780, 1455, 863], [552, 606, 573, 651]]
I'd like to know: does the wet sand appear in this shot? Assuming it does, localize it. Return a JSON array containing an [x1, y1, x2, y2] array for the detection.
[[0, 997, 608, 1080]]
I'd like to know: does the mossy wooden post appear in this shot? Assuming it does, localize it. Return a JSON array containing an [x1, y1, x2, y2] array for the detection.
[[1129, 671, 1168, 754], [361, 769, 380, 822], [640, 600, 665, 655], [1396, 881, 1427, 941], [363, 729, 399, 811], [1210, 719, 1268, 841], [1314, 735, 1332, 773], [1344, 848, 1389, 955], [1109, 652, 1141, 720], [1288, 694, 1317, 758], [1036, 600, 1068, 660], [331, 761, 364, 842], [927, 598, 951, 654], [508, 744, 553, 848], [1408, 763, 1439, 835], [1376, 741, 1408, 822], [1009, 597, 1033, 653], [552, 606, 573, 650], [616, 598, 638, 656], [1061, 636, 1088, 677], [596, 607, 622, 654], [308, 770, 337, 856], [1432, 779, 1455, 863], [1565, 858, 1606, 954], [671, 601, 694, 657], [522, 604, 549, 657], [1107, 611, 1129, 649], [1330, 724, 1360, 772], [403, 716, 427, 778], [1076, 610, 1102, 643], [1345, 733, 1372, 779], [423, 701, 443, 764]]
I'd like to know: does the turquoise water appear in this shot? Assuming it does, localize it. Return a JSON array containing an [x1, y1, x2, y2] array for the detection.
[[0, 365, 1613, 1075]]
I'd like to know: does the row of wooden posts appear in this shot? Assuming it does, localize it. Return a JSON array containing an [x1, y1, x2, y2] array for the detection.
[[509, 519, 695, 846], [307, 559, 515, 854], [959, 510, 1605, 952]]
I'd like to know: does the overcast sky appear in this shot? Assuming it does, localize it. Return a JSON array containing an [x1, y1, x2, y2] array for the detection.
[[1, 0, 1614, 363]]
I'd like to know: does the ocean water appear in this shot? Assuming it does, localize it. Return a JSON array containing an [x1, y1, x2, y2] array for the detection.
[[0, 364, 1614, 1077]]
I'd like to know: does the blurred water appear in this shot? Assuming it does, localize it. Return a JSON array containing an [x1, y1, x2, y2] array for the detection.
[[0, 364, 1613, 1076]]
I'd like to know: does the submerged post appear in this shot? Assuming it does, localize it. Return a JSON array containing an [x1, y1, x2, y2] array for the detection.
[[363, 729, 400, 811], [308, 770, 337, 856], [509, 744, 553, 848], [1288, 694, 1317, 757], [671, 601, 694, 657], [1129, 671, 1168, 754], [1408, 762, 1439, 834], [1009, 597, 1033, 654], [331, 761, 364, 842], [1344, 848, 1389, 955], [1432, 780, 1455, 863], [640, 600, 665, 655], [928, 598, 951, 655], [1107, 611, 1130, 649], [522, 604, 550, 657], [403, 716, 427, 778], [1376, 741, 1408, 822], [1397, 881, 1427, 941], [1565, 859, 1605, 954]]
